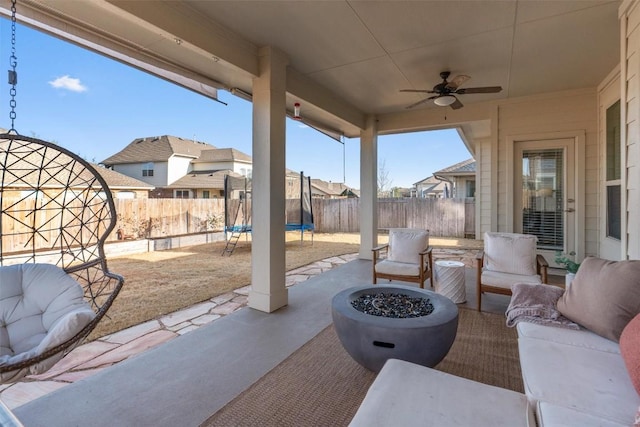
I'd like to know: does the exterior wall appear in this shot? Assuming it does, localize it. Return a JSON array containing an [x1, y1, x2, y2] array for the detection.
[[192, 160, 253, 177], [167, 156, 193, 185], [112, 189, 149, 199], [494, 90, 598, 257], [476, 136, 493, 238], [622, 0, 640, 259], [113, 162, 169, 187], [149, 188, 223, 199]]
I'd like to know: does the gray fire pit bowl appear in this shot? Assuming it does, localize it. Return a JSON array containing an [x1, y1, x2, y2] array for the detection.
[[331, 284, 458, 372]]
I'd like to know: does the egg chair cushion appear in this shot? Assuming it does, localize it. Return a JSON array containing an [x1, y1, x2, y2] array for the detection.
[[0, 263, 95, 372]]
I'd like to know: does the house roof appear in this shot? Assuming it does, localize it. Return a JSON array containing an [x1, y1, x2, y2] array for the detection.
[[310, 179, 353, 196], [102, 135, 215, 165], [433, 158, 476, 177], [94, 165, 154, 190], [193, 148, 252, 164], [166, 170, 242, 189], [413, 175, 441, 187]]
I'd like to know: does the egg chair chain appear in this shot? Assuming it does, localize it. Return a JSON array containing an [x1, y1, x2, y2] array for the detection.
[[7, 0, 18, 133]]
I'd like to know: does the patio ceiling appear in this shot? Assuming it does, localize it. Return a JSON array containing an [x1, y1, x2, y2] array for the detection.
[[0, 1, 621, 140]]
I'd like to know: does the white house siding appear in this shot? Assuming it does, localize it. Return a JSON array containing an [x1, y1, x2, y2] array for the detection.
[[113, 162, 169, 187], [167, 156, 193, 185], [192, 161, 253, 177], [493, 89, 598, 256], [476, 136, 492, 238], [622, 0, 640, 259]]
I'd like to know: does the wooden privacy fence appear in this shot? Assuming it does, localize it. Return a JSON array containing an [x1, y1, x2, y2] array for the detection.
[[1, 197, 475, 252], [313, 198, 474, 237]]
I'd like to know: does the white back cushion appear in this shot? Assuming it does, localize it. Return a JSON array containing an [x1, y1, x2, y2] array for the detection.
[[484, 232, 537, 276], [0, 264, 95, 361], [388, 228, 428, 265]]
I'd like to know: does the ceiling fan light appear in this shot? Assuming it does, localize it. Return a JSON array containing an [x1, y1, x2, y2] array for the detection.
[[434, 95, 456, 106]]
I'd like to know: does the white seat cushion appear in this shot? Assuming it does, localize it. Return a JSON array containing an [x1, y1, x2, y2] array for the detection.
[[484, 232, 538, 276], [387, 228, 428, 265], [516, 322, 620, 354], [481, 269, 541, 289], [350, 359, 534, 427], [518, 338, 639, 424], [536, 401, 629, 427], [0, 264, 95, 379], [374, 260, 421, 277]]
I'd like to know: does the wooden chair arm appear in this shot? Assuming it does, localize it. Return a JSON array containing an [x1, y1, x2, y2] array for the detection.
[[536, 254, 549, 283], [372, 244, 389, 253], [419, 246, 433, 255], [536, 254, 548, 268]]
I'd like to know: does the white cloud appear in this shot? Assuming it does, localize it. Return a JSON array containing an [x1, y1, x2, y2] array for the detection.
[[48, 75, 88, 93], [297, 123, 309, 129]]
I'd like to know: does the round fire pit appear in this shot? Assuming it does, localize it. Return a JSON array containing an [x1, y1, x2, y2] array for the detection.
[[332, 284, 458, 372]]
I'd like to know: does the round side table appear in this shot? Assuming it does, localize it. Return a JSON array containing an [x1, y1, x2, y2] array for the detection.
[[434, 260, 466, 303]]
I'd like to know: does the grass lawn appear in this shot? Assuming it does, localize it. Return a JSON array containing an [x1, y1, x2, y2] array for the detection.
[[90, 232, 362, 339]]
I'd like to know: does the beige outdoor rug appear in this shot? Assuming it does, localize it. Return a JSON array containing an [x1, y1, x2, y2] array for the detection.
[[201, 308, 522, 427]]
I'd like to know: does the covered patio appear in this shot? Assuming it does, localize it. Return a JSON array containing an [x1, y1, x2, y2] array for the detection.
[[0, 0, 637, 425], [12, 258, 516, 426]]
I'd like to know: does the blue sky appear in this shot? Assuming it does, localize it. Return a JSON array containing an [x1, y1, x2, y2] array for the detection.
[[0, 19, 472, 189]]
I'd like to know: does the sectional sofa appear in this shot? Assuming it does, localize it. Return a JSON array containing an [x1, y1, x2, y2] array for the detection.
[[350, 256, 640, 426]]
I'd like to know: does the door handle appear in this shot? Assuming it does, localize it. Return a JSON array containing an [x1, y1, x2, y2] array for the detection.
[[564, 208, 575, 213]]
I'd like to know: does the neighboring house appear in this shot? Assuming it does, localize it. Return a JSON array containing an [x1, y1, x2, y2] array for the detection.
[[94, 165, 154, 199], [413, 176, 448, 199], [0, 137, 153, 199], [102, 135, 252, 199], [433, 158, 476, 199], [309, 179, 357, 199]]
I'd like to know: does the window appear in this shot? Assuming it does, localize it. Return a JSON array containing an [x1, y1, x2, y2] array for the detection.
[[202, 190, 210, 199], [606, 100, 621, 240], [466, 180, 476, 198], [142, 162, 154, 177], [175, 190, 189, 199]]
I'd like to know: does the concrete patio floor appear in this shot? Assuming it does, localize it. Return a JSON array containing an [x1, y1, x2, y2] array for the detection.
[[7, 247, 546, 426]]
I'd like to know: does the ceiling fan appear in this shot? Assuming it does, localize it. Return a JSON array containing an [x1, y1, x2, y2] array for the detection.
[[400, 71, 502, 110]]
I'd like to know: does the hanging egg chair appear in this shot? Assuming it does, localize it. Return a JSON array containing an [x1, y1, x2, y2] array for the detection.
[[0, 0, 123, 382], [0, 133, 124, 382]]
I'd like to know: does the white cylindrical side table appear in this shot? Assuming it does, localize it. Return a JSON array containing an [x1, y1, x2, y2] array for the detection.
[[434, 260, 466, 303]]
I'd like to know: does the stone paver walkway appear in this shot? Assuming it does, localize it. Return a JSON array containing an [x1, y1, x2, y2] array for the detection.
[[0, 247, 476, 410]]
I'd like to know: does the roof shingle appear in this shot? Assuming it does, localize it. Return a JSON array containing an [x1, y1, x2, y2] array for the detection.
[[102, 135, 215, 165]]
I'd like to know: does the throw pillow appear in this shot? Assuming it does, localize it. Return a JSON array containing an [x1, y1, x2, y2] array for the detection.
[[388, 229, 428, 265], [557, 257, 640, 342], [484, 232, 537, 276], [620, 313, 640, 396]]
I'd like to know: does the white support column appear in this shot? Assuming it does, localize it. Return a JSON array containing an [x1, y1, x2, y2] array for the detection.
[[248, 46, 288, 313], [359, 115, 378, 260]]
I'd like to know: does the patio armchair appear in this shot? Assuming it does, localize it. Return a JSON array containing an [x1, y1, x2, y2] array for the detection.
[[372, 228, 433, 288], [476, 232, 548, 311]]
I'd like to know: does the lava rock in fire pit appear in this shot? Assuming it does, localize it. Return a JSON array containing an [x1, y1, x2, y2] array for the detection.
[[351, 292, 434, 318]]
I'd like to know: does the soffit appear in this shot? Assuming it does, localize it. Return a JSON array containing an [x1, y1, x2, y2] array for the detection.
[[0, 0, 622, 142]]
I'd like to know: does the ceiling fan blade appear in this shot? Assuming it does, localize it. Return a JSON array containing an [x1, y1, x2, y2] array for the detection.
[[456, 86, 502, 94], [446, 74, 471, 90], [405, 97, 433, 109], [450, 97, 464, 110], [400, 89, 435, 94]]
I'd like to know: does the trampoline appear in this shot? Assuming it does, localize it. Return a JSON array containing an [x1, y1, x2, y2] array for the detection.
[[222, 171, 314, 255]]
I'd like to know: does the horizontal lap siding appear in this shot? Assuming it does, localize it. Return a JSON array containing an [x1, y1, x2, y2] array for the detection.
[[626, 3, 640, 259]]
